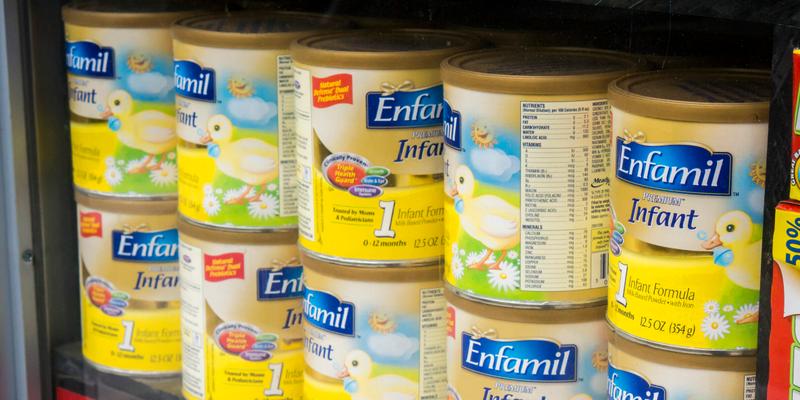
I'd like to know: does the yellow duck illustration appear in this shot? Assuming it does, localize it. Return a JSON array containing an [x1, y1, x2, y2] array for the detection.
[[101, 90, 176, 173], [451, 165, 520, 269], [200, 114, 279, 204], [702, 210, 763, 295], [337, 350, 418, 400]]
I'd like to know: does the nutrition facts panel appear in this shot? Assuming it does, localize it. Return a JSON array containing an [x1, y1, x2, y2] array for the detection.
[[519, 100, 610, 291], [419, 287, 447, 399], [277, 55, 297, 217]]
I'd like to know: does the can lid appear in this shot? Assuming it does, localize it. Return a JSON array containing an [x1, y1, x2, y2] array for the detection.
[[610, 330, 756, 368], [300, 250, 441, 282], [173, 11, 353, 49], [609, 69, 770, 123], [63, 1, 201, 28], [444, 286, 606, 322], [441, 47, 641, 95], [291, 29, 483, 69], [74, 190, 177, 214], [177, 216, 297, 243]]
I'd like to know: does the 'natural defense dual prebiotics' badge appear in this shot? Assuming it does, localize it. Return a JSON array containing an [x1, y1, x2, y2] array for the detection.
[[292, 29, 481, 263], [76, 192, 181, 375]]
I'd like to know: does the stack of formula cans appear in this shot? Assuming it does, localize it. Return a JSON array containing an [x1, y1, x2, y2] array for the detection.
[[64, 1, 196, 377], [290, 29, 481, 399], [440, 48, 640, 400], [171, 11, 349, 400], [605, 70, 769, 398]]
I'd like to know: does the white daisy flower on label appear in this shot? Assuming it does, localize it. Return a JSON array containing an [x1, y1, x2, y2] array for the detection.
[[507, 250, 519, 260], [125, 156, 147, 172], [450, 256, 465, 280], [451, 243, 460, 256], [203, 195, 221, 216], [105, 157, 116, 167], [701, 313, 730, 341], [149, 162, 177, 186], [733, 304, 759, 323], [488, 261, 519, 292], [203, 184, 214, 195], [248, 194, 279, 219], [104, 167, 123, 186], [465, 252, 482, 266], [703, 300, 720, 315], [167, 152, 176, 160], [723, 304, 734, 313], [465, 251, 497, 268], [267, 183, 278, 192], [224, 187, 249, 203]]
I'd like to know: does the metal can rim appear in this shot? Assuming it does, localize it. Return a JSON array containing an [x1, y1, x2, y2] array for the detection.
[[608, 68, 771, 123], [446, 285, 606, 322], [300, 249, 442, 282], [441, 47, 642, 95], [173, 11, 353, 49], [607, 319, 757, 357], [177, 215, 297, 244], [291, 29, 483, 70], [74, 189, 177, 214], [63, 2, 199, 28]]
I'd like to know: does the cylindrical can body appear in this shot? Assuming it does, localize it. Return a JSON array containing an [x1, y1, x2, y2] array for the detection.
[[446, 287, 608, 399], [173, 12, 350, 230], [606, 69, 770, 352], [292, 29, 482, 264], [441, 48, 640, 306], [63, 4, 190, 197], [76, 191, 180, 375], [301, 253, 447, 399], [178, 219, 303, 399], [608, 330, 756, 399]]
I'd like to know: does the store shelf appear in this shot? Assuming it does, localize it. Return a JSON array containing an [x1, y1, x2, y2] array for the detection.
[[53, 343, 181, 400]]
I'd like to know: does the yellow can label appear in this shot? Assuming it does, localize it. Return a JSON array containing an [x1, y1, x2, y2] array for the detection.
[[447, 300, 608, 399], [608, 334, 756, 399], [294, 64, 445, 263], [302, 263, 447, 399], [173, 40, 297, 229], [607, 108, 766, 351], [65, 23, 178, 196], [442, 84, 611, 304], [179, 235, 304, 399], [77, 201, 181, 374]]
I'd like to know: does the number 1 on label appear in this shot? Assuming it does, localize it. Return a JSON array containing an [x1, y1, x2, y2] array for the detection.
[[263, 363, 284, 396], [615, 262, 629, 307], [119, 320, 135, 352], [374, 201, 396, 238]]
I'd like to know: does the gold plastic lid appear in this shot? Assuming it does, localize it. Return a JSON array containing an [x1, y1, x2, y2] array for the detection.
[[291, 29, 483, 69], [610, 330, 756, 369], [74, 190, 176, 214], [63, 1, 202, 28], [609, 69, 770, 123], [300, 249, 441, 282], [441, 47, 641, 95], [173, 11, 352, 49], [445, 286, 606, 323], [177, 216, 297, 244]]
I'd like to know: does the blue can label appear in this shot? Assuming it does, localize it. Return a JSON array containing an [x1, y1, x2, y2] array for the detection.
[[461, 333, 577, 382], [303, 287, 355, 336], [366, 85, 443, 129]]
